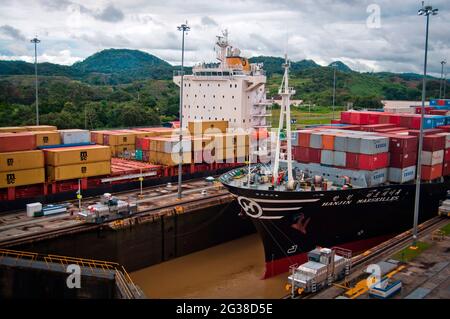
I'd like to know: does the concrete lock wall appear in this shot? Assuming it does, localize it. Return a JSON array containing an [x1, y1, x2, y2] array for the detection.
[[0, 257, 116, 299]]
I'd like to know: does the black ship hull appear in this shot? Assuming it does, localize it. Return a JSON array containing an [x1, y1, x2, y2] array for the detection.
[[222, 177, 449, 278]]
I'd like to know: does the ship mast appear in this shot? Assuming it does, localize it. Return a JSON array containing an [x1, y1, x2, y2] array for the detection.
[[272, 54, 295, 185]]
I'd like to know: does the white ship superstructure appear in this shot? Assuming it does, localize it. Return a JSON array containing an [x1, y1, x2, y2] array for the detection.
[[173, 31, 271, 130]]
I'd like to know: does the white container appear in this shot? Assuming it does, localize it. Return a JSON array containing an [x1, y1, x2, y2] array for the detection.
[[388, 166, 416, 183], [59, 129, 90, 144], [359, 136, 389, 155], [334, 135, 348, 152], [333, 151, 346, 167], [163, 139, 191, 153], [347, 136, 361, 153], [421, 150, 444, 166], [309, 132, 323, 149], [320, 150, 334, 165], [26, 202, 42, 217], [364, 168, 388, 187]]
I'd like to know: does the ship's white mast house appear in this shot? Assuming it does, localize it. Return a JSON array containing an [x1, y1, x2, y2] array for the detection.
[[173, 31, 272, 131]]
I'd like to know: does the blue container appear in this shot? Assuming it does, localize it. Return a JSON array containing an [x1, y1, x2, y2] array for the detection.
[[135, 149, 143, 161], [445, 116, 450, 125], [423, 116, 435, 129], [432, 115, 446, 127], [38, 142, 95, 149]]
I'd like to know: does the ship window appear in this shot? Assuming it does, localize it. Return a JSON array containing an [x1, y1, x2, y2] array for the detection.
[[220, 107, 222, 110], [234, 119, 236, 122], [184, 83, 186, 87], [215, 117, 217, 120], [243, 119, 245, 123], [204, 95, 206, 98], [203, 106, 205, 109], [209, 117, 211, 120], [235, 84, 237, 88], [234, 107, 236, 110], [201, 116, 203, 119], [230, 84, 232, 88], [195, 94, 197, 98], [213, 106, 215, 109], [213, 95, 216, 98], [189, 83, 191, 87], [207, 84, 210, 87], [199, 83, 202, 87], [223, 95, 225, 98], [197, 105, 199, 108], [232, 96, 234, 99], [218, 84, 220, 87], [195, 116, 197, 119]]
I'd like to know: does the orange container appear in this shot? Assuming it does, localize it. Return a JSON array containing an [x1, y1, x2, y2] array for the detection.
[[421, 164, 442, 180], [322, 134, 335, 150]]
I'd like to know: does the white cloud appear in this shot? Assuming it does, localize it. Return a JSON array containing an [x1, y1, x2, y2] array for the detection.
[[0, 0, 448, 77]]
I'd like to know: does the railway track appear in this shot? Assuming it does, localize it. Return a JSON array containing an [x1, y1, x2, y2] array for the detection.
[[282, 215, 448, 299]]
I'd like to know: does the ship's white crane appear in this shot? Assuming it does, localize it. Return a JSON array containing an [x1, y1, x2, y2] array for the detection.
[[272, 54, 295, 187]]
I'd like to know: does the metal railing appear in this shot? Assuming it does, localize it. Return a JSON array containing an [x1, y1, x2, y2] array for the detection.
[[0, 248, 142, 299]]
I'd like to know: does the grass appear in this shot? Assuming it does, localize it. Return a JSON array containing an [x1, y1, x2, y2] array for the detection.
[[440, 223, 450, 236], [270, 107, 342, 128], [392, 241, 431, 263]]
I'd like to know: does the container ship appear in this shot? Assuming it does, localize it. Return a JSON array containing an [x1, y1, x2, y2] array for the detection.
[[219, 56, 450, 278]]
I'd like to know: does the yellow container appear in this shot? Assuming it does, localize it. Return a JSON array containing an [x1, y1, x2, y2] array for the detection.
[[0, 150, 44, 172], [149, 151, 191, 166], [25, 125, 57, 132], [0, 126, 27, 133], [110, 144, 135, 157], [46, 161, 111, 182], [104, 133, 136, 146], [0, 168, 45, 188], [44, 145, 111, 166], [204, 132, 249, 149], [34, 131, 61, 146], [188, 120, 228, 135]]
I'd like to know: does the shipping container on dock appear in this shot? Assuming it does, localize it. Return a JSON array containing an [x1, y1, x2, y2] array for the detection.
[[33, 131, 61, 146], [0, 150, 44, 172], [110, 145, 135, 157], [390, 152, 417, 168], [44, 145, 111, 166], [103, 132, 136, 146], [25, 125, 57, 132], [0, 132, 36, 152], [46, 161, 111, 181], [421, 164, 443, 181], [188, 120, 229, 135], [437, 133, 450, 148], [423, 135, 446, 152], [148, 151, 191, 166], [59, 129, 90, 144], [0, 168, 45, 188], [421, 150, 444, 166]]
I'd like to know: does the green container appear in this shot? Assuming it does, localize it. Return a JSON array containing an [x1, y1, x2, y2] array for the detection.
[[135, 149, 143, 161]]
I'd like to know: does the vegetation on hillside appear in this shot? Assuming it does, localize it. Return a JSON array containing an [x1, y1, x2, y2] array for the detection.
[[0, 50, 448, 129]]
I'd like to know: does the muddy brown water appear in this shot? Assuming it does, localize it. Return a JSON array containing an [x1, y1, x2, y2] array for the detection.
[[131, 234, 287, 298]]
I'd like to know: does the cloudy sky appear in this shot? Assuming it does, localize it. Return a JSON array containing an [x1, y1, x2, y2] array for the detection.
[[0, 0, 449, 76]]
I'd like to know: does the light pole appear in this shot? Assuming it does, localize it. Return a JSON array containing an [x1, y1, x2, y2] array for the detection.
[[331, 63, 337, 119], [30, 36, 41, 125], [412, 4, 438, 247], [177, 22, 190, 199], [439, 60, 446, 99]]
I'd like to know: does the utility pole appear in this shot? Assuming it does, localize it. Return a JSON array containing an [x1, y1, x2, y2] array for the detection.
[[332, 63, 337, 120], [30, 36, 41, 125], [413, 4, 438, 247], [177, 22, 190, 199], [439, 60, 446, 99]]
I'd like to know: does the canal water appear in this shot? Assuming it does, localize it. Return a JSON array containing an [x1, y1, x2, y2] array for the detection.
[[131, 234, 287, 298]]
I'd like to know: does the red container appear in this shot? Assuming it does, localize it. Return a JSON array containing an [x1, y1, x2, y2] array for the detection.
[[298, 130, 312, 147], [389, 135, 418, 153], [423, 134, 445, 152], [374, 127, 408, 133], [368, 112, 381, 125], [399, 115, 414, 128], [309, 148, 321, 163], [437, 125, 450, 132], [408, 128, 444, 136], [389, 152, 417, 168], [345, 153, 359, 169], [293, 146, 310, 163], [358, 153, 389, 170], [340, 125, 361, 131], [350, 112, 370, 125], [331, 119, 341, 124], [445, 149, 450, 161], [0, 132, 36, 152], [379, 113, 392, 124], [388, 114, 401, 125], [421, 164, 442, 180], [136, 137, 151, 151], [360, 123, 396, 132], [430, 110, 448, 116], [340, 111, 352, 124], [443, 161, 450, 176]]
